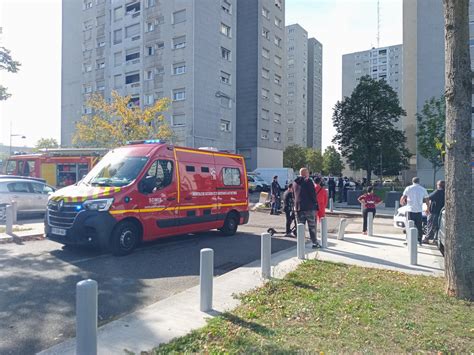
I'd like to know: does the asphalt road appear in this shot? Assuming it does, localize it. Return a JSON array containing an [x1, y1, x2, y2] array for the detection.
[[0, 215, 296, 355]]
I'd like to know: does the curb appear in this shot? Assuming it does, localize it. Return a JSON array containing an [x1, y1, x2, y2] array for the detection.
[[0, 233, 45, 244]]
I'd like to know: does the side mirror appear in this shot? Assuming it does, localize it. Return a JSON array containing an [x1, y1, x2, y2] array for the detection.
[[139, 176, 156, 194]]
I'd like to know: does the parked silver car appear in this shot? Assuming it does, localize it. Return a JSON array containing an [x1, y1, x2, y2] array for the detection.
[[0, 177, 55, 218]]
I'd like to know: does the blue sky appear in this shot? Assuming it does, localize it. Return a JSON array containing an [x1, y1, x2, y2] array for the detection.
[[0, 0, 402, 150]]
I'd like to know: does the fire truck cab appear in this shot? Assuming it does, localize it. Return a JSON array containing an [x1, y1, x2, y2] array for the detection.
[[45, 141, 249, 255]]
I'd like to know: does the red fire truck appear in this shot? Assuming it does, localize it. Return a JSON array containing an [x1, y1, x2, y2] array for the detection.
[[45, 141, 249, 255], [3, 148, 108, 188]]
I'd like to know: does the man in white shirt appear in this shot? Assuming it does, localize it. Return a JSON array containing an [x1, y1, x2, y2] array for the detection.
[[400, 177, 429, 245]]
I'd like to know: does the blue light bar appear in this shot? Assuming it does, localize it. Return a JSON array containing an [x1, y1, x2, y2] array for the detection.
[[126, 139, 165, 145]]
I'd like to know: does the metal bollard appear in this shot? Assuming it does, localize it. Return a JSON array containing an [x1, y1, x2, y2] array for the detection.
[[407, 227, 418, 265], [367, 212, 374, 236], [395, 200, 400, 213], [11, 201, 17, 224], [321, 218, 328, 248], [297, 223, 305, 260], [76, 279, 98, 355], [337, 218, 348, 240], [407, 220, 415, 229], [261, 233, 271, 279], [329, 198, 334, 212], [200, 248, 214, 312], [5, 205, 13, 236]]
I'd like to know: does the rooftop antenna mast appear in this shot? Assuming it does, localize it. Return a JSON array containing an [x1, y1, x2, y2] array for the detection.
[[377, 0, 380, 48]]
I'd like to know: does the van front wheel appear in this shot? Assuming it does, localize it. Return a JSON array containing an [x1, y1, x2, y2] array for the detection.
[[220, 213, 239, 236], [110, 221, 140, 256]]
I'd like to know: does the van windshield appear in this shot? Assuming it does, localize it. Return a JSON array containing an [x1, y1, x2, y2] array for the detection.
[[82, 152, 148, 187]]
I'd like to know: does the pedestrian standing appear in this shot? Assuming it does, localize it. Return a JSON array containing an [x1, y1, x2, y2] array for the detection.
[[270, 175, 281, 215], [314, 177, 328, 222], [337, 176, 344, 203], [327, 175, 336, 201], [423, 180, 445, 243], [293, 168, 321, 248], [400, 177, 429, 245], [283, 183, 295, 237], [358, 186, 382, 235], [343, 177, 350, 202]]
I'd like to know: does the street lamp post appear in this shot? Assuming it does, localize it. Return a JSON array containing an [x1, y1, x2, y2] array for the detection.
[[9, 123, 26, 156]]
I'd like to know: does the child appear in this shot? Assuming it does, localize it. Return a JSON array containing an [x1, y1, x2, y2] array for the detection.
[[358, 186, 382, 235]]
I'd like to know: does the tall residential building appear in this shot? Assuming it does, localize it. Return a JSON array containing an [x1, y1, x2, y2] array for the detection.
[[285, 24, 308, 147], [403, 0, 474, 186], [236, 0, 286, 170], [307, 37, 323, 151], [62, 0, 237, 151]]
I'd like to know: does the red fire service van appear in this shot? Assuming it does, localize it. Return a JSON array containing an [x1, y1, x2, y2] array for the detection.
[[45, 141, 249, 255]]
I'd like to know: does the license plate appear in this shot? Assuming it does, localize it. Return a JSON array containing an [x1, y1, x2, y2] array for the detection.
[[52, 227, 67, 236]]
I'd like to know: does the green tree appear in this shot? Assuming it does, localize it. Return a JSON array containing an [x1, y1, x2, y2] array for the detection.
[[443, 0, 473, 300], [322, 146, 344, 176], [0, 46, 21, 101], [306, 149, 323, 174], [416, 96, 446, 188], [35, 138, 59, 150], [73, 91, 173, 148], [332, 75, 410, 181], [283, 145, 307, 171]]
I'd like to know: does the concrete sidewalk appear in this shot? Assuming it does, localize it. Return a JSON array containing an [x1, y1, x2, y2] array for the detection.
[[40, 229, 443, 355], [0, 222, 44, 244]]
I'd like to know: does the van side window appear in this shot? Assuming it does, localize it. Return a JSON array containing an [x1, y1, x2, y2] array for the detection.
[[146, 160, 174, 190], [186, 165, 195, 172], [222, 167, 241, 186], [201, 167, 209, 173]]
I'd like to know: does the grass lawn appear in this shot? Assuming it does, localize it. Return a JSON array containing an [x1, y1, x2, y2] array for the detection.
[[152, 260, 473, 354]]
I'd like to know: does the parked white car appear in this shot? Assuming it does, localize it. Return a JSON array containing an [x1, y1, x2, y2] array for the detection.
[[393, 204, 428, 235]]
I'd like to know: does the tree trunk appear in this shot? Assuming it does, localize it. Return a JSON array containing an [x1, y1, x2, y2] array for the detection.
[[443, 0, 474, 300], [433, 164, 438, 190]]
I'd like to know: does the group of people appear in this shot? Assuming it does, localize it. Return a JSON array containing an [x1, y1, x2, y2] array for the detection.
[[270, 170, 445, 246]]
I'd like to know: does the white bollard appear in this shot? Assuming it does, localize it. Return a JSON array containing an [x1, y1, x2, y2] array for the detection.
[[76, 279, 98, 355], [200, 248, 214, 312], [5, 205, 13, 236], [321, 218, 328, 248], [329, 198, 334, 212], [337, 218, 348, 240], [395, 200, 400, 213], [367, 212, 374, 236], [261, 233, 271, 279], [407, 227, 418, 265], [297, 223, 305, 260], [11, 201, 17, 224], [407, 220, 415, 229]]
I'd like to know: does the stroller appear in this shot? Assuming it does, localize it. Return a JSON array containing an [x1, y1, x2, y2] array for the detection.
[[267, 210, 297, 237]]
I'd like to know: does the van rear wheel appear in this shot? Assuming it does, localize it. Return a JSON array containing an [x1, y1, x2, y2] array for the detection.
[[110, 221, 140, 256], [220, 213, 239, 236]]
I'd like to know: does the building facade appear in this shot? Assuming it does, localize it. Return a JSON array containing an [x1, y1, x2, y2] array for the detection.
[[307, 37, 323, 151], [285, 24, 308, 147], [62, 0, 237, 151], [403, 0, 474, 187], [236, 0, 286, 171]]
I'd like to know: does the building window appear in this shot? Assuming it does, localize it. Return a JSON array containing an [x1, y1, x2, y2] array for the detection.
[[274, 36, 282, 47], [262, 27, 270, 40], [274, 16, 282, 28], [97, 38, 105, 48], [96, 60, 105, 69], [83, 85, 92, 93], [146, 22, 154, 32], [261, 88, 270, 100], [274, 132, 281, 142], [145, 70, 153, 80], [173, 62, 186, 75], [261, 108, 269, 120], [173, 88, 186, 101], [274, 55, 282, 66], [274, 93, 281, 104], [173, 10, 186, 24], [275, 0, 282, 10], [220, 119, 231, 132], [261, 129, 269, 140], [113, 74, 122, 88], [113, 6, 122, 21], [172, 114, 186, 126], [221, 47, 231, 61], [220, 96, 231, 108], [84, 1, 93, 10], [220, 23, 231, 37], [125, 1, 140, 16], [145, 94, 154, 105], [125, 73, 140, 85], [173, 36, 186, 49], [262, 7, 270, 19], [125, 23, 140, 38], [83, 63, 92, 72], [262, 68, 270, 79], [274, 112, 282, 123], [222, 0, 231, 14], [220, 71, 231, 84], [145, 0, 156, 8], [128, 96, 140, 107], [155, 66, 165, 75], [274, 74, 282, 85], [125, 48, 140, 62], [96, 81, 105, 91], [146, 45, 155, 56], [262, 47, 270, 59], [156, 41, 165, 50], [113, 29, 122, 44]]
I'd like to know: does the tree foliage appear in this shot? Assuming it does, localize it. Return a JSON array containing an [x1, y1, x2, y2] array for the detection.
[[35, 138, 59, 150], [332, 75, 410, 181], [416, 96, 446, 187], [0, 46, 21, 100], [283, 145, 323, 174], [73, 91, 173, 148], [306, 149, 323, 174], [322, 146, 345, 176]]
